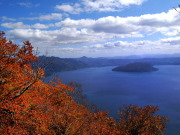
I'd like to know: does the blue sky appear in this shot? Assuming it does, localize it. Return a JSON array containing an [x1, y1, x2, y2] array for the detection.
[[0, 0, 179, 58]]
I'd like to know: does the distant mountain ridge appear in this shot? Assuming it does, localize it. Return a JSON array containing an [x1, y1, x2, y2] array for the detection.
[[101, 53, 180, 59], [36, 56, 180, 76], [76, 56, 180, 67]]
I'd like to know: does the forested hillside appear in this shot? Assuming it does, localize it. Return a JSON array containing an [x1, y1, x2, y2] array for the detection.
[[0, 31, 169, 134], [36, 56, 89, 76]]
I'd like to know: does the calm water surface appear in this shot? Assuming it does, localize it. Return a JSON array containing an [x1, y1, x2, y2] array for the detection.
[[47, 65, 180, 134]]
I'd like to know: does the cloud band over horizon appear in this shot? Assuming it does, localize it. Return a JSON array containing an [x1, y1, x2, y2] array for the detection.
[[0, 0, 179, 57]]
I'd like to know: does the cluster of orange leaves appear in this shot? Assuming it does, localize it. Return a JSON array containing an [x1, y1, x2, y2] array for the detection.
[[0, 31, 169, 135]]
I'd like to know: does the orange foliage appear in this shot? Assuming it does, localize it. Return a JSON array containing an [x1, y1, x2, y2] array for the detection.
[[117, 105, 169, 135], [0, 31, 169, 135]]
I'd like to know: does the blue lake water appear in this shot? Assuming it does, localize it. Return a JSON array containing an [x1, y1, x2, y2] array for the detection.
[[47, 65, 180, 134]]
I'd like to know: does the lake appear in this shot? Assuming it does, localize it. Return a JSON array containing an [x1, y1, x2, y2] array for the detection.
[[46, 65, 180, 134]]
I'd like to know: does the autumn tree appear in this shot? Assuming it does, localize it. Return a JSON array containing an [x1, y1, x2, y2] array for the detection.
[[0, 31, 117, 134], [117, 105, 169, 135], [0, 30, 46, 134], [0, 31, 43, 102]]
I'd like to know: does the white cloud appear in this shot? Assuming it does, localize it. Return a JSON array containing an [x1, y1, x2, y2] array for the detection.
[[82, 0, 146, 12], [1, 22, 49, 29], [39, 13, 62, 21], [56, 5, 74, 12], [44, 37, 180, 58], [6, 27, 139, 49], [1, 16, 16, 21], [4, 9, 179, 37], [55, 4, 82, 14], [55, 0, 146, 13], [2, 22, 30, 29], [59, 17, 144, 38], [60, 18, 95, 28], [4, 9, 180, 57], [7, 29, 56, 43], [32, 23, 50, 29], [18, 2, 40, 8], [118, 0, 145, 6], [160, 37, 180, 45], [1, 13, 63, 22], [22, 13, 63, 21], [60, 9, 180, 36]]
